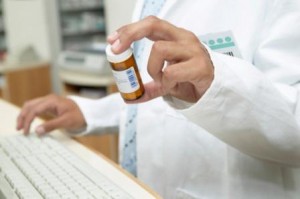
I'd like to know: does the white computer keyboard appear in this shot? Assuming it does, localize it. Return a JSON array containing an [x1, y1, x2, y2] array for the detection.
[[0, 135, 132, 199]]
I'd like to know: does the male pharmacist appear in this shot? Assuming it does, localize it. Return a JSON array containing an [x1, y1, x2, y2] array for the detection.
[[17, 0, 300, 198]]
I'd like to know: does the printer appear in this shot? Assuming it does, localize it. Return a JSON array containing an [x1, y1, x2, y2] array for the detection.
[[57, 50, 111, 75]]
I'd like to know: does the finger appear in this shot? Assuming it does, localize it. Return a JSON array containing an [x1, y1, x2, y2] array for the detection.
[[35, 115, 67, 136], [17, 97, 46, 131], [163, 61, 200, 84], [162, 59, 214, 97], [22, 100, 57, 135], [125, 81, 166, 104], [147, 41, 192, 82], [111, 16, 187, 53], [167, 58, 214, 83], [107, 31, 119, 44]]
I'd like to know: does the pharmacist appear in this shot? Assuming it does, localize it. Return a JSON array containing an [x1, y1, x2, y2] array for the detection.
[[17, 0, 300, 198]]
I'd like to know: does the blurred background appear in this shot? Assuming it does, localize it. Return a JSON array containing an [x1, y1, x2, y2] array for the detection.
[[0, 0, 137, 101]]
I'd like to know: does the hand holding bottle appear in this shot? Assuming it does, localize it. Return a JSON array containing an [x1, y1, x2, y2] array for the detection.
[[107, 16, 214, 103]]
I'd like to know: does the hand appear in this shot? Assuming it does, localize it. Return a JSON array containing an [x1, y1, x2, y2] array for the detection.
[[107, 16, 214, 103], [17, 94, 86, 135]]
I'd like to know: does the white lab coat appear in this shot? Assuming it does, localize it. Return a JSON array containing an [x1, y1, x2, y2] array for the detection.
[[71, 0, 300, 198]]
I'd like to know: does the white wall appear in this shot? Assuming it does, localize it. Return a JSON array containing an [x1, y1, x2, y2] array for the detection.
[[104, 0, 137, 35], [3, 0, 52, 61], [3, 0, 62, 93]]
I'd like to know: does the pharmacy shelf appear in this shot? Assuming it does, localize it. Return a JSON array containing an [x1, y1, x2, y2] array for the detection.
[[57, 0, 106, 51], [60, 69, 114, 87], [62, 30, 105, 37], [60, 7, 103, 13]]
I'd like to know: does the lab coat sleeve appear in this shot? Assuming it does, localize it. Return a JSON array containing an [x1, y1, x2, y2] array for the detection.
[[69, 93, 125, 136], [168, 0, 300, 166]]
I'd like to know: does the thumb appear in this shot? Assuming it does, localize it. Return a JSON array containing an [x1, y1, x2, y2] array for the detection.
[[126, 81, 166, 104], [35, 117, 65, 135]]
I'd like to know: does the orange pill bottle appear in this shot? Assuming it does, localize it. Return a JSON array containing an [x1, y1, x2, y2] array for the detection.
[[106, 44, 144, 101]]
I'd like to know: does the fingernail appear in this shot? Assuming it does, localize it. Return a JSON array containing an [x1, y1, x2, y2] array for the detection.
[[35, 126, 45, 135], [112, 39, 121, 51], [107, 31, 119, 41]]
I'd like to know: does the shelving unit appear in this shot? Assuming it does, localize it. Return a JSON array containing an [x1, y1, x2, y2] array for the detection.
[[60, 69, 116, 97], [57, 0, 106, 51]]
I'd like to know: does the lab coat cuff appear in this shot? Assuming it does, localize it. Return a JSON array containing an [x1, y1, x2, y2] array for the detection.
[[66, 96, 96, 136], [68, 94, 123, 136], [163, 95, 195, 109]]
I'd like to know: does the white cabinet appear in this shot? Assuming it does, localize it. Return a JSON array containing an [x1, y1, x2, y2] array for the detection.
[[104, 0, 137, 35], [3, 0, 54, 61]]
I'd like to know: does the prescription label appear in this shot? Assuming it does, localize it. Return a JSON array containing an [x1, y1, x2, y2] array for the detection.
[[112, 67, 140, 93]]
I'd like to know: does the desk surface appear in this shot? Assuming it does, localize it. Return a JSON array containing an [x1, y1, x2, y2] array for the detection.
[[0, 99, 160, 199]]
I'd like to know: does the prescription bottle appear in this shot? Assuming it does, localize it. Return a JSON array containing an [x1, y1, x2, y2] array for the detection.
[[106, 44, 144, 101]]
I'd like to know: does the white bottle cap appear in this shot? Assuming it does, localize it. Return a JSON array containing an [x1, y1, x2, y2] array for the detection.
[[105, 44, 133, 63]]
